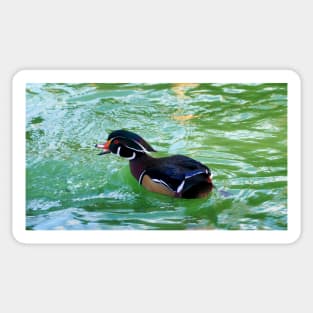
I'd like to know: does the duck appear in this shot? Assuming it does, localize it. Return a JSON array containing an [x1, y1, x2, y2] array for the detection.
[[95, 130, 213, 199]]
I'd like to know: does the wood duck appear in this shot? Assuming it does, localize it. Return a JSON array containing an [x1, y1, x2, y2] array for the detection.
[[95, 130, 213, 199]]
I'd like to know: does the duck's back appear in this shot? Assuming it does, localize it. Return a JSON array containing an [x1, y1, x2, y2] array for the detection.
[[143, 155, 213, 198]]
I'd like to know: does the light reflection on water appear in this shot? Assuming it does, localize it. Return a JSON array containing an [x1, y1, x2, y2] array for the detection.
[[26, 83, 287, 230]]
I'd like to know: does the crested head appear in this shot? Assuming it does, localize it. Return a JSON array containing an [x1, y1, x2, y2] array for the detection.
[[95, 129, 156, 160], [108, 130, 156, 152]]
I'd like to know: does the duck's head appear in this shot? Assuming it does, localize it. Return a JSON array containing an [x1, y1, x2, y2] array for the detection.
[[95, 129, 156, 160]]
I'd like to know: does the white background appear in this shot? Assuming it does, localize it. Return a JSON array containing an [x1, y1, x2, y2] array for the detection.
[[1, 1, 311, 312]]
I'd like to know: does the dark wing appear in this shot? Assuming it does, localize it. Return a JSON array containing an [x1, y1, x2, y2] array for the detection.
[[163, 155, 210, 172], [143, 155, 211, 193], [143, 164, 185, 192]]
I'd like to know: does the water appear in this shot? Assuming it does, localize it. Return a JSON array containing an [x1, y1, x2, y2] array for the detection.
[[26, 83, 287, 230]]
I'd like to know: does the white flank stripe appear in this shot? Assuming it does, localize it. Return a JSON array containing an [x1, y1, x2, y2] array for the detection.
[[176, 180, 185, 193], [138, 170, 146, 184], [185, 170, 205, 179], [151, 179, 174, 191]]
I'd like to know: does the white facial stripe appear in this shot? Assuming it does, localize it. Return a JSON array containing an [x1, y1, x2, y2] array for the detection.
[[117, 146, 121, 156], [125, 140, 150, 153], [110, 136, 149, 153], [134, 140, 150, 153], [109, 135, 152, 154], [125, 145, 145, 153]]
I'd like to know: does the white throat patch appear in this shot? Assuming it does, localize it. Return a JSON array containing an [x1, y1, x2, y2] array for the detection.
[[125, 152, 136, 160]]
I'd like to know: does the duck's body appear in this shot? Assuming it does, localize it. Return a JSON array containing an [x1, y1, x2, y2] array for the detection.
[[96, 130, 213, 199], [130, 154, 212, 198]]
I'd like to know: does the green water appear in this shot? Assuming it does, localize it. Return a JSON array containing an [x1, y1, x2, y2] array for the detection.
[[26, 83, 287, 230]]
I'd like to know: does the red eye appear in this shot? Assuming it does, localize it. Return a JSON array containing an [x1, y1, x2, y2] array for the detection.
[[114, 139, 119, 144]]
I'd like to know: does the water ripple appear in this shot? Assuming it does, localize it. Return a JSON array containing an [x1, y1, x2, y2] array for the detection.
[[26, 83, 287, 230]]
